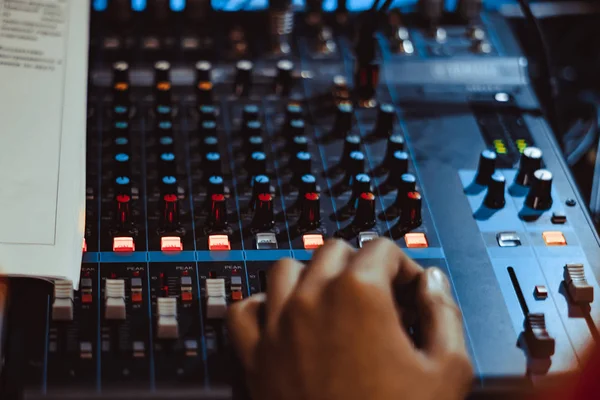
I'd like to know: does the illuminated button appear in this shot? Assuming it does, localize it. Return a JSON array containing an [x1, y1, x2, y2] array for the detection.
[[113, 236, 135, 252], [405, 233, 428, 248], [82, 293, 94, 304], [358, 231, 379, 248], [181, 276, 193, 302], [303, 234, 324, 250], [82, 238, 87, 252], [161, 236, 183, 252], [255, 232, 278, 249], [497, 232, 521, 247], [551, 211, 567, 224], [534, 285, 548, 300], [208, 234, 231, 251], [131, 291, 143, 303], [542, 231, 566, 246], [181, 292, 193, 302], [105, 279, 126, 320], [231, 276, 243, 288], [133, 341, 145, 358], [184, 340, 198, 357], [80, 342, 93, 359], [232, 291, 244, 301], [52, 280, 74, 321], [157, 297, 179, 339], [564, 264, 594, 304]]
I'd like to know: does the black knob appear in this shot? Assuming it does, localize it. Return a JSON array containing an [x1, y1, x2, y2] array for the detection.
[[373, 103, 395, 137], [202, 136, 219, 155], [160, 193, 181, 231], [475, 149, 497, 185], [113, 61, 130, 85], [195, 61, 212, 82], [242, 104, 260, 126], [383, 151, 409, 187], [251, 193, 275, 231], [341, 135, 362, 167], [112, 62, 130, 107], [275, 60, 294, 95], [114, 152, 130, 177], [112, 120, 130, 140], [199, 105, 217, 123], [207, 193, 228, 231], [159, 152, 177, 176], [525, 169, 553, 210], [243, 120, 262, 138], [161, 176, 178, 197], [299, 192, 321, 231], [154, 61, 172, 107], [349, 174, 373, 209], [394, 173, 417, 209], [484, 172, 506, 209], [516, 147, 543, 186], [352, 192, 377, 230], [114, 176, 132, 197], [196, 61, 213, 106], [247, 151, 267, 176], [234, 60, 253, 96], [293, 152, 312, 182], [114, 193, 134, 233], [157, 132, 175, 154], [383, 135, 405, 170], [333, 103, 353, 137], [248, 136, 265, 153], [285, 103, 304, 123], [154, 60, 171, 84], [251, 175, 271, 210], [400, 191, 422, 229], [343, 151, 366, 185], [200, 120, 217, 137], [354, 61, 379, 106], [203, 152, 222, 178], [287, 119, 305, 137], [207, 176, 225, 199], [289, 135, 309, 154], [298, 174, 318, 200]]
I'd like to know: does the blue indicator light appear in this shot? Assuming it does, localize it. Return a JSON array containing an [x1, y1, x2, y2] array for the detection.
[[115, 153, 129, 162], [160, 136, 174, 145], [170, 0, 186, 12], [163, 176, 177, 185], [209, 176, 224, 185], [116, 176, 130, 185], [161, 153, 175, 161], [115, 137, 128, 145], [159, 121, 172, 130], [132, 0, 146, 12], [93, 0, 108, 11]]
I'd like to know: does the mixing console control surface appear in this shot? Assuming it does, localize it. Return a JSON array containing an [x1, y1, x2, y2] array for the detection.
[[3, 4, 600, 400]]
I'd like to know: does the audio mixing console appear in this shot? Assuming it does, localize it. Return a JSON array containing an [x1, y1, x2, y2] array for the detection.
[[2, 1, 600, 399]]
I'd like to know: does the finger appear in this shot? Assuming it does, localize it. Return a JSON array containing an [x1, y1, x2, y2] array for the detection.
[[417, 267, 468, 360], [227, 293, 266, 372], [296, 239, 355, 295], [347, 237, 424, 291], [266, 258, 304, 332]]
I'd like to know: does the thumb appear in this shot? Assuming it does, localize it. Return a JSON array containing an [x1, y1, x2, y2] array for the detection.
[[417, 267, 469, 361]]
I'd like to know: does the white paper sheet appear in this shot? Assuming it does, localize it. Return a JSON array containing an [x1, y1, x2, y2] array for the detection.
[[0, 0, 88, 288]]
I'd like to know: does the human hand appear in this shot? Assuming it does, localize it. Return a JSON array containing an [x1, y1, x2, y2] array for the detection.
[[228, 238, 473, 400]]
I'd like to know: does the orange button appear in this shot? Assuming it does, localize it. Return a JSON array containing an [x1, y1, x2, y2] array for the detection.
[[161, 236, 183, 252], [131, 291, 143, 303], [208, 235, 231, 251], [82, 238, 87, 253], [81, 293, 93, 304], [405, 233, 428, 248], [543, 231, 566, 246], [114, 82, 129, 91], [157, 81, 171, 91], [113, 237, 135, 252], [181, 291, 193, 302], [303, 234, 324, 250], [231, 291, 244, 301]]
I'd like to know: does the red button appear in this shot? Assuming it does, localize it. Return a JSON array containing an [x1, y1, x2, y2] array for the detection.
[[113, 237, 135, 252], [232, 291, 243, 301]]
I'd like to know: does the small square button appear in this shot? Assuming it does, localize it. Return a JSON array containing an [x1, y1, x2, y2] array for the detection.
[[551, 211, 567, 224], [303, 234, 324, 250], [497, 232, 521, 247], [256, 232, 278, 249], [405, 233, 428, 248], [208, 235, 231, 251], [534, 285, 548, 300], [181, 291, 193, 302], [231, 291, 244, 301], [543, 231, 567, 246], [161, 236, 183, 251], [180, 276, 193, 286], [358, 231, 379, 248], [131, 278, 143, 288], [113, 237, 135, 252]]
